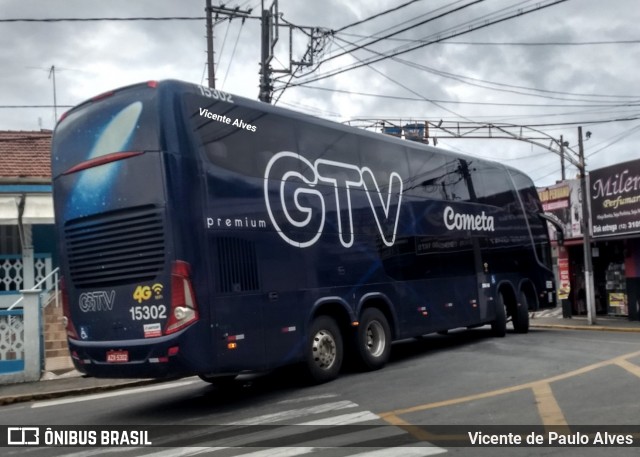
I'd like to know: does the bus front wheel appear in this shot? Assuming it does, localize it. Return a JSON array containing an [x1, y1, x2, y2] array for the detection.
[[491, 293, 507, 337], [304, 316, 343, 384], [355, 308, 391, 371]]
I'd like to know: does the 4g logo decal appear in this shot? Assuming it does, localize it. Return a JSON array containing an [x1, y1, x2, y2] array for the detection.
[[133, 283, 164, 303], [130, 283, 166, 322]]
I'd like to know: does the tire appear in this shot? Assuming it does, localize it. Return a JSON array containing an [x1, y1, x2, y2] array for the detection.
[[491, 293, 507, 337], [513, 291, 530, 333], [355, 308, 391, 371], [304, 316, 343, 384]]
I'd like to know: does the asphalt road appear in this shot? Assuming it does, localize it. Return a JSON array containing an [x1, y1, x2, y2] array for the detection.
[[2, 326, 640, 456]]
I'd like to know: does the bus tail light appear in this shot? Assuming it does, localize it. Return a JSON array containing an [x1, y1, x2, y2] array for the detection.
[[165, 261, 199, 335], [62, 151, 144, 175], [60, 277, 79, 339]]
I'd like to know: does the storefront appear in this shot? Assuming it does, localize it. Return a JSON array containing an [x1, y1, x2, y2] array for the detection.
[[538, 163, 640, 321], [589, 158, 640, 320]]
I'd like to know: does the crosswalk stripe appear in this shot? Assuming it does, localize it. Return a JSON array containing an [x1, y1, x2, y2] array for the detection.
[[298, 411, 381, 426], [228, 400, 358, 425], [348, 446, 448, 457], [230, 447, 317, 457], [277, 394, 339, 405], [134, 447, 227, 457]]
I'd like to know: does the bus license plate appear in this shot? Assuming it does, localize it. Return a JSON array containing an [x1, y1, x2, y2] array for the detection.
[[106, 350, 129, 363]]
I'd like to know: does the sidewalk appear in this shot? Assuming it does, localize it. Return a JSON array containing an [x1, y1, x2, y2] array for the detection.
[[0, 371, 161, 406], [1, 309, 638, 407], [529, 307, 640, 332]]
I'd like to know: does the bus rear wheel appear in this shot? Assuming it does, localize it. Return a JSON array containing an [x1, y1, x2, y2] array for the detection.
[[304, 316, 343, 384], [513, 292, 530, 333], [355, 308, 391, 371]]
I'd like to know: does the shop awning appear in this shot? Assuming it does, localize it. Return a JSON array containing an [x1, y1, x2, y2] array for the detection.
[[0, 194, 54, 225], [0, 196, 19, 225], [22, 195, 54, 224]]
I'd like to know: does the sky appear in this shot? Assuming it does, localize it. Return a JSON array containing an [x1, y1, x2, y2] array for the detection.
[[1, 0, 640, 187]]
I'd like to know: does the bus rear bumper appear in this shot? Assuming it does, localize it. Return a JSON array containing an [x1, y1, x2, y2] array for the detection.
[[67, 332, 206, 379]]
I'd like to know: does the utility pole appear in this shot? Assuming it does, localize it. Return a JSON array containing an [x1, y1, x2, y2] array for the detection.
[[205, 0, 215, 88], [203, 1, 326, 103], [259, 3, 272, 103], [205, 2, 253, 89], [560, 135, 566, 181], [578, 126, 597, 325], [48, 65, 57, 122]]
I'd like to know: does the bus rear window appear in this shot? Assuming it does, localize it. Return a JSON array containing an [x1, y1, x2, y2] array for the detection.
[[51, 86, 160, 178]]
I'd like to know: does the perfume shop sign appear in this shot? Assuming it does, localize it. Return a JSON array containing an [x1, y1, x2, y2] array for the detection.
[[590, 158, 640, 237]]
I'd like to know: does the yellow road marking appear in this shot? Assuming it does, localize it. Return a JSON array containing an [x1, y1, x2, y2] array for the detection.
[[380, 349, 640, 432], [530, 382, 569, 432], [615, 359, 640, 379]]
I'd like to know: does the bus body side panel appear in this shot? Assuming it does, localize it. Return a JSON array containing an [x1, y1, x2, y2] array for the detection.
[[51, 80, 555, 380]]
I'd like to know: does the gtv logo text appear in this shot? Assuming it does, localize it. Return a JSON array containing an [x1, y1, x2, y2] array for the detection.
[[79, 290, 116, 312], [264, 151, 403, 248]]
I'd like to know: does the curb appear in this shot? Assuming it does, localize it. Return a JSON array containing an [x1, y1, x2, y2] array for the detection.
[[530, 323, 640, 333], [0, 379, 160, 407]]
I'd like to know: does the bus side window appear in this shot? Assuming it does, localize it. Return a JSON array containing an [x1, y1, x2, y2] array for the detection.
[[358, 138, 410, 193], [405, 150, 472, 202], [469, 162, 517, 207], [511, 170, 552, 266], [441, 157, 470, 202], [406, 150, 448, 200]]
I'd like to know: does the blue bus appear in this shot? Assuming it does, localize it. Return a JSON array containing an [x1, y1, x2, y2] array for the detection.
[[51, 80, 555, 384]]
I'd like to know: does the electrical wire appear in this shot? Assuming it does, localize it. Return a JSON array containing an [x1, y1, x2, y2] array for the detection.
[[295, 83, 640, 109], [221, 19, 246, 90], [319, 0, 485, 66], [336, 32, 640, 47], [274, 0, 569, 92], [0, 16, 209, 22], [333, 0, 425, 33]]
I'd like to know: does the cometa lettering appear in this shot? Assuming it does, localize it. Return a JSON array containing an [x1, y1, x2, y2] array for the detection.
[[444, 206, 495, 232]]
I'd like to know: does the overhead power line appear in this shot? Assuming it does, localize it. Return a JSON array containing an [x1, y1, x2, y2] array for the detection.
[[296, 84, 640, 108], [323, 0, 485, 66], [337, 32, 640, 47], [0, 16, 208, 22], [330, 34, 640, 103], [333, 0, 424, 33], [0, 105, 73, 108], [274, 0, 569, 92]]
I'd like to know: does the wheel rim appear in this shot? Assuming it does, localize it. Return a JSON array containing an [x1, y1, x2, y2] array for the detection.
[[312, 329, 337, 370], [365, 321, 386, 357]]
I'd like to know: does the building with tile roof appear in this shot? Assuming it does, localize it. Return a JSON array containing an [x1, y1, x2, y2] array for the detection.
[[0, 130, 52, 183], [0, 130, 56, 308]]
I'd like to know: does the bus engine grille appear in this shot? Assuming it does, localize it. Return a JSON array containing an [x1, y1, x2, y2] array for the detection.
[[64, 205, 165, 287]]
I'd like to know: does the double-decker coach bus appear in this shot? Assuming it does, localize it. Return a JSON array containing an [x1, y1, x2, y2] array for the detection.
[[51, 80, 555, 384]]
